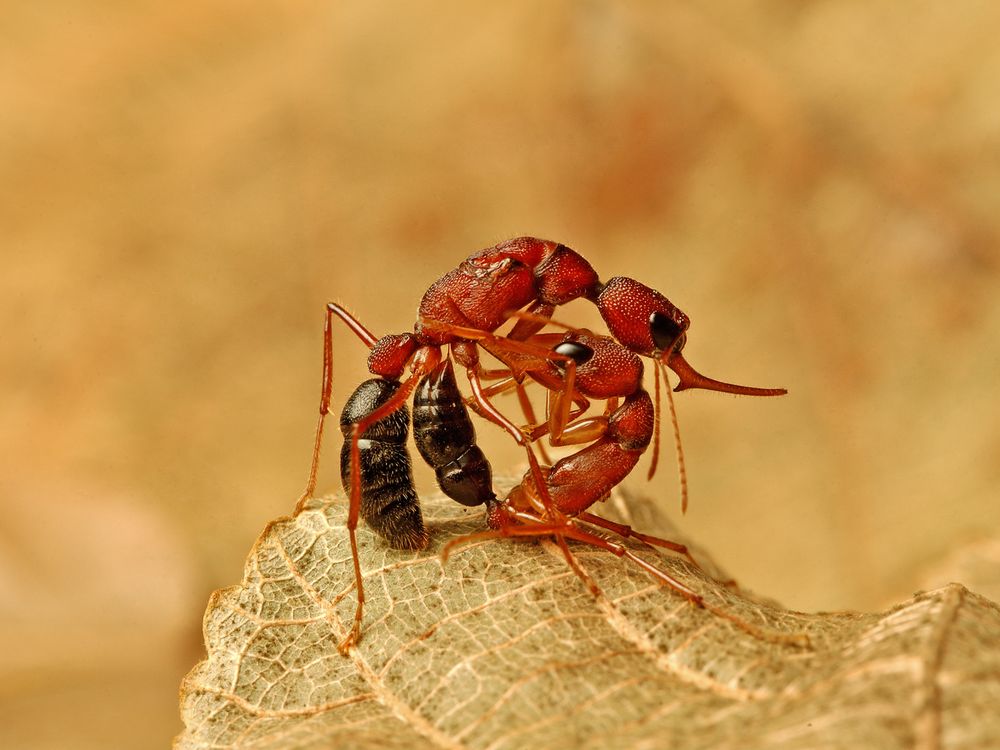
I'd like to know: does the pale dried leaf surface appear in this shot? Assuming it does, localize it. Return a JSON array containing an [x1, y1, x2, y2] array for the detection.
[[176, 492, 1000, 750]]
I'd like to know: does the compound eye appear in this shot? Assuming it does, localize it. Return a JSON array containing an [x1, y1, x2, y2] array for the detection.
[[650, 311, 686, 353], [553, 340, 594, 367]]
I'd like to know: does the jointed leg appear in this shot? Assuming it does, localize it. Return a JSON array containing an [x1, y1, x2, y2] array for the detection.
[[338, 524, 366, 655], [514, 381, 553, 465], [507, 300, 555, 341], [576, 512, 701, 569], [468, 370, 557, 465], [295, 302, 394, 651], [298, 303, 380, 509], [339, 363, 434, 652], [466, 367, 564, 524], [442, 509, 703, 604]]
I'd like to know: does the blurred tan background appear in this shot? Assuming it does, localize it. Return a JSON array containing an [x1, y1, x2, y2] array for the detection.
[[2, 2, 999, 747]]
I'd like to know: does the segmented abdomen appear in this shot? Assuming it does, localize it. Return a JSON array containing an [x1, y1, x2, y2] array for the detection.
[[339, 378, 427, 549], [412, 360, 496, 507]]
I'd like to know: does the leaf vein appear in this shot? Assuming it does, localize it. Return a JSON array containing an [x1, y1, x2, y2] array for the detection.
[[274, 532, 469, 750]]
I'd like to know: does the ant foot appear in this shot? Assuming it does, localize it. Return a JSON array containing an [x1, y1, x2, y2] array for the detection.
[[293, 492, 312, 515], [337, 624, 360, 656]]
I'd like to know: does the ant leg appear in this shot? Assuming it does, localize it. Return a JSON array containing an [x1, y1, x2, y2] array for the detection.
[[442, 523, 604, 599], [327, 302, 379, 349], [338, 362, 434, 653], [477, 340, 596, 450], [466, 368, 564, 522], [298, 303, 380, 509], [576, 512, 702, 570], [442, 511, 702, 604], [297, 307, 337, 507], [450, 499, 793, 640], [478, 368, 521, 382], [507, 300, 555, 341], [477, 375, 520, 398], [544, 518, 704, 604], [464, 332, 599, 446], [471, 370, 557, 464], [470, 370, 590, 441], [296, 302, 391, 651], [428, 320, 575, 386], [504, 308, 587, 335], [579, 496, 739, 590], [338, 523, 366, 655], [524, 402, 590, 442], [483, 330, 609, 447], [513, 382, 553, 465], [572, 515, 751, 616], [559, 511, 803, 644], [545, 389, 602, 447]]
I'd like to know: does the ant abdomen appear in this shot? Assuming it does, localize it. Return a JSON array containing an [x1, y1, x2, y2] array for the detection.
[[413, 360, 496, 508], [339, 378, 427, 550]]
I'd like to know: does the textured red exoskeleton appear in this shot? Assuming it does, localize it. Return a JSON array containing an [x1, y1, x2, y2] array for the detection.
[[297, 237, 787, 651]]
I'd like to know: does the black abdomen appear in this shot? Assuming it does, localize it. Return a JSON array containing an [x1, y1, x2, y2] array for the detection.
[[339, 378, 426, 549], [413, 360, 495, 507]]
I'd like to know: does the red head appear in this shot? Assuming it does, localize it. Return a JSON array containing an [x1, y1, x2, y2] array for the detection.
[[596, 277, 690, 357], [367, 333, 418, 380], [595, 277, 786, 396], [550, 331, 644, 399]]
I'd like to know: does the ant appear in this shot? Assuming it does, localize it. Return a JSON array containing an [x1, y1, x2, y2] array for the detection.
[[297, 237, 787, 650], [329, 324, 795, 648], [451, 329, 706, 585], [299, 312, 588, 653], [444, 323, 799, 645], [332, 361, 492, 552]]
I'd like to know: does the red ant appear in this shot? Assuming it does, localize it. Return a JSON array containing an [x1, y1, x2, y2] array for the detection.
[[297, 237, 786, 650], [439, 324, 799, 643], [332, 361, 494, 552], [448, 329, 705, 587], [298, 311, 589, 653]]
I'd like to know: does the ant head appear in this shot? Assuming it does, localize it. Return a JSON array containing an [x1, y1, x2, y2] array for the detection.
[[596, 277, 690, 359], [368, 333, 418, 379], [552, 330, 645, 399], [597, 276, 786, 397]]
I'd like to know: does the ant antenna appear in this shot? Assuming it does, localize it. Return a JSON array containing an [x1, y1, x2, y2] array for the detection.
[[658, 359, 689, 514], [647, 359, 662, 481]]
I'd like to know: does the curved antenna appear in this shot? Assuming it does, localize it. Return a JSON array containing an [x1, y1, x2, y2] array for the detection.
[[646, 358, 662, 481], [666, 351, 787, 397], [658, 359, 690, 514], [299, 303, 381, 507]]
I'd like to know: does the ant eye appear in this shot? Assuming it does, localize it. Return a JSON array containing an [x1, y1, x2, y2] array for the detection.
[[553, 340, 594, 367], [650, 312, 685, 352]]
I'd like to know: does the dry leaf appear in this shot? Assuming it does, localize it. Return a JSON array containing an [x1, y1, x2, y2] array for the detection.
[[176, 491, 1000, 749]]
